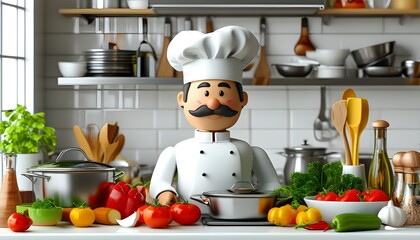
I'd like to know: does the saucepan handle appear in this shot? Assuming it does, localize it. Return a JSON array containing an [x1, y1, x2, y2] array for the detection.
[[190, 194, 209, 205]]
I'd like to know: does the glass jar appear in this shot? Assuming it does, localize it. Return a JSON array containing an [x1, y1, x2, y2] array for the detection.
[[400, 170, 420, 225], [392, 152, 405, 206]]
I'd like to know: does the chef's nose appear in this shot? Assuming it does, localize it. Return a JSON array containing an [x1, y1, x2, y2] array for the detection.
[[207, 98, 220, 110]]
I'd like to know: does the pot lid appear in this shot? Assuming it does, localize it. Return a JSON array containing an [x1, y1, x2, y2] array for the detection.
[[29, 160, 115, 172], [285, 140, 326, 153]]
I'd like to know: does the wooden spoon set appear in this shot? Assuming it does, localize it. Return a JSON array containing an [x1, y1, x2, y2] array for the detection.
[[73, 122, 125, 164], [331, 88, 369, 166]]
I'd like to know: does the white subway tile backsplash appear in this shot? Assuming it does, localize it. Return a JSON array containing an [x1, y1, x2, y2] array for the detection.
[[154, 110, 177, 129], [251, 109, 288, 129], [45, 1, 420, 168]]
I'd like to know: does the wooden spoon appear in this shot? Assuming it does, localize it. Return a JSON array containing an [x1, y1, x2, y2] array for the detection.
[[108, 134, 125, 163], [294, 17, 315, 56], [73, 125, 94, 160], [99, 123, 111, 163], [347, 98, 369, 166], [331, 100, 352, 165], [341, 88, 357, 100], [253, 17, 270, 85]]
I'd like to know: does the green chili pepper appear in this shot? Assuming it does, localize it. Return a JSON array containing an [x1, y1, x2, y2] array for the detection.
[[331, 213, 382, 232]]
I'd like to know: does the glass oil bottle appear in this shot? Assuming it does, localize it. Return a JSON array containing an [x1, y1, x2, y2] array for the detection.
[[368, 120, 394, 198]]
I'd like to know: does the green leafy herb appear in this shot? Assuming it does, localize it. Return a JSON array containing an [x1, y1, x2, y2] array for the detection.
[[0, 104, 56, 154], [31, 198, 57, 209], [276, 161, 363, 208]]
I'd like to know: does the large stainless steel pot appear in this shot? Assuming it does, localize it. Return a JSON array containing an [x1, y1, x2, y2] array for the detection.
[[190, 182, 277, 220], [22, 148, 123, 207], [280, 140, 336, 185]]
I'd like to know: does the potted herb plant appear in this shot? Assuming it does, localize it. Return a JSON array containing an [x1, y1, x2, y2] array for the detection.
[[0, 104, 57, 196]]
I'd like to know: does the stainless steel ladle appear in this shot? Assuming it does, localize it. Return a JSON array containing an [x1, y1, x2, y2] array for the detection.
[[313, 86, 338, 142]]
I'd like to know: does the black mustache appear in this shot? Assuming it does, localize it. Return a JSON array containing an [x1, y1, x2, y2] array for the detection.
[[189, 105, 238, 117]]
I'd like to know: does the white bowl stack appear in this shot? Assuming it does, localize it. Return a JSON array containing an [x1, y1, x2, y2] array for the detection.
[[306, 48, 350, 78]]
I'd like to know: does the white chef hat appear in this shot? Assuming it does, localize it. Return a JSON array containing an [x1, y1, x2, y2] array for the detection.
[[167, 25, 259, 84]]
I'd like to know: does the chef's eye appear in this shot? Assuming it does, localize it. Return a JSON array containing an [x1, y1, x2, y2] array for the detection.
[[204, 90, 209, 97], [219, 90, 224, 97]]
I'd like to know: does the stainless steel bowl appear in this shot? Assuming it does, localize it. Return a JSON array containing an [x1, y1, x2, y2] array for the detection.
[[351, 41, 395, 68], [364, 66, 403, 77], [272, 63, 313, 77]]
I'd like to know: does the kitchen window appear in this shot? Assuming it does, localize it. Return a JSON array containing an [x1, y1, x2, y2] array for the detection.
[[0, 0, 33, 118]]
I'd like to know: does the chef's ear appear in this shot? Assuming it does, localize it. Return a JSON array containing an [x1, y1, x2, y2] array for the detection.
[[242, 91, 248, 107], [177, 92, 184, 108]]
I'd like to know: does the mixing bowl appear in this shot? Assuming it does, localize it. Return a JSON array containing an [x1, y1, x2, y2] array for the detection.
[[306, 49, 350, 66], [351, 41, 395, 68], [272, 63, 313, 77], [304, 196, 388, 223]]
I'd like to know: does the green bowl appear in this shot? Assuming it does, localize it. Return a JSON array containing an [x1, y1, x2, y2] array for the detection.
[[28, 207, 63, 226], [16, 203, 32, 215]]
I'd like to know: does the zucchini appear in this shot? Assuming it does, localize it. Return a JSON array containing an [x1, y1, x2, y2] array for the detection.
[[331, 213, 382, 232]]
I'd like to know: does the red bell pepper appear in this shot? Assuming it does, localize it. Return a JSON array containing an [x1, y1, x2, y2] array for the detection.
[[106, 181, 146, 218], [88, 181, 116, 209]]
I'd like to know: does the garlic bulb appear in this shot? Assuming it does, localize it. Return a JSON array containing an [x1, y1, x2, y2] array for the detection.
[[378, 200, 407, 227]]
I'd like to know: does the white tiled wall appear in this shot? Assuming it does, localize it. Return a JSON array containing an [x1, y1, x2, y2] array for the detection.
[[44, 0, 420, 175]]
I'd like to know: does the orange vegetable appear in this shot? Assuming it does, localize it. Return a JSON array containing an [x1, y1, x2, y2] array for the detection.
[[267, 204, 297, 226], [93, 207, 121, 225]]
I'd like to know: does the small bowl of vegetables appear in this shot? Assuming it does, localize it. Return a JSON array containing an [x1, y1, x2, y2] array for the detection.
[[28, 198, 63, 226], [304, 189, 389, 223]]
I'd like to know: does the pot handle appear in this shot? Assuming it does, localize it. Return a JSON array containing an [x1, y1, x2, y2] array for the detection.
[[56, 147, 91, 162], [190, 194, 209, 205], [278, 152, 287, 157], [21, 172, 51, 183], [114, 169, 125, 181]]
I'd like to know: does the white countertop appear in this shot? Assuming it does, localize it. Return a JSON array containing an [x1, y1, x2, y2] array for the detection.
[[0, 221, 419, 240]]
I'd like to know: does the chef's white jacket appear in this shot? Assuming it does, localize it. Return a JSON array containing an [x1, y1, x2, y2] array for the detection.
[[150, 130, 281, 211]]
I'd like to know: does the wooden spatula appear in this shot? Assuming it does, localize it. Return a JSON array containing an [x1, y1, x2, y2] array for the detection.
[[253, 17, 270, 85], [331, 100, 352, 165]]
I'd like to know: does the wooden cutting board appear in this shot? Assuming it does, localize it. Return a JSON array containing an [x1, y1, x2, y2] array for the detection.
[[156, 17, 175, 77]]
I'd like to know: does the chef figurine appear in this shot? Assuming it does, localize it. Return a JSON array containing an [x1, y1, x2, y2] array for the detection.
[[149, 26, 281, 211]]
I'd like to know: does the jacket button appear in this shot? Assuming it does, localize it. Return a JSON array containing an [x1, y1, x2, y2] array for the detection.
[[202, 173, 207, 177], [232, 173, 236, 176], [200, 150, 204, 154], [230, 151, 234, 154]]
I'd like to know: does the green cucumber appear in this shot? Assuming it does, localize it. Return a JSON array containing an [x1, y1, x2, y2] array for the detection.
[[331, 213, 382, 232]]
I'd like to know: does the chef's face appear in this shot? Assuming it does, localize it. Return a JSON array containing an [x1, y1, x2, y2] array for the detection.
[[178, 80, 248, 132]]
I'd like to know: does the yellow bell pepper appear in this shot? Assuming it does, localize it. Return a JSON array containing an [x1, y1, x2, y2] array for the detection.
[[267, 204, 297, 226], [295, 207, 322, 225]]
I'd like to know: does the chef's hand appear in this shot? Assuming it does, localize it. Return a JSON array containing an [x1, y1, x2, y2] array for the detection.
[[157, 191, 176, 206]]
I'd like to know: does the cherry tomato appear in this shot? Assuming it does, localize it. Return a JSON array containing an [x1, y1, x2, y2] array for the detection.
[[143, 205, 172, 228], [170, 202, 201, 225], [362, 189, 389, 202], [8, 213, 32, 232], [136, 205, 148, 225], [316, 191, 339, 201], [339, 189, 361, 202]]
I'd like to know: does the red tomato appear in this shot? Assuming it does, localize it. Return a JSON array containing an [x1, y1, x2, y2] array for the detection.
[[362, 189, 389, 202], [136, 205, 148, 225], [170, 202, 201, 225], [339, 189, 361, 202], [8, 213, 32, 232], [143, 205, 172, 228], [316, 191, 339, 201]]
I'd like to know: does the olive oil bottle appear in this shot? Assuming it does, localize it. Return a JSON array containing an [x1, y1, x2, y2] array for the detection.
[[368, 120, 394, 198]]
